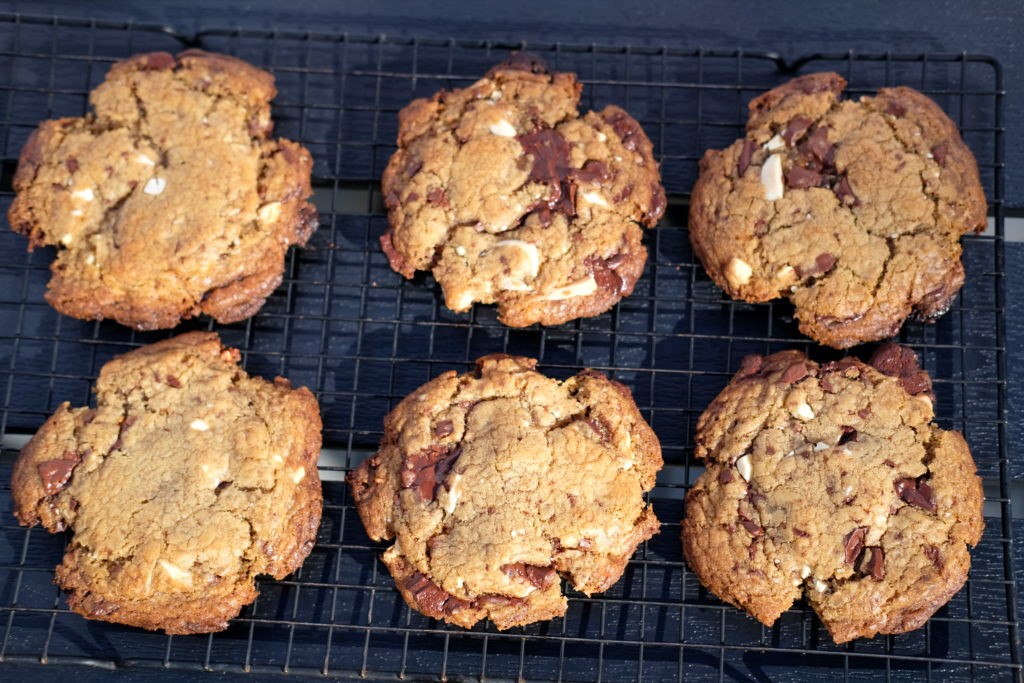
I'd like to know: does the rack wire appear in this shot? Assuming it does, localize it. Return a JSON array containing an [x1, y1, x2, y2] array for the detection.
[[0, 12, 1018, 681]]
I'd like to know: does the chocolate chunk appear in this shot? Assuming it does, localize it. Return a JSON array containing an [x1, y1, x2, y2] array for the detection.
[[518, 128, 572, 183], [474, 594, 526, 607], [586, 417, 612, 442], [796, 252, 836, 279], [834, 175, 859, 206], [838, 426, 857, 445], [924, 544, 944, 571], [140, 52, 176, 71], [605, 252, 626, 269], [66, 157, 79, 173], [489, 51, 549, 76], [404, 158, 424, 178], [384, 190, 401, 210], [37, 458, 78, 495], [931, 142, 948, 166], [870, 344, 932, 396], [801, 127, 835, 165], [87, 599, 121, 617], [613, 184, 634, 203], [883, 459, 896, 467], [894, 477, 937, 512], [590, 259, 626, 294], [844, 526, 868, 564], [404, 571, 470, 616], [426, 187, 449, 207], [792, 527, 810, 538], [433, 420, 454, 438], [401, 445, 463, 501], [572, 160, 610, 184], [603, 110, 644, 152], [860, 547, 885, 580], [857, 407, 872, 420], [501, 562, 557, 589], [739, 518, 762, 536], [737, 355, 764, 378], [785, 166, 822, 189], [646, 182, 667, 224], [886, 100, 907, 117], [165, 374, 182, 388], [738, 139, 756, 176], [780, 361, 810, 384], [782, 116, 813, 146], [718, 468, 735, 484]]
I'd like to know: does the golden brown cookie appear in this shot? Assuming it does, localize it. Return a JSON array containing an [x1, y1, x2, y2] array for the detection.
[[689, 72, 986, 348], [11, 332, 323, 634], [8, 50, 317, 330], [381, 53, 666, 327], [347, 354, 662, 629], [682, 345, 984, 643]]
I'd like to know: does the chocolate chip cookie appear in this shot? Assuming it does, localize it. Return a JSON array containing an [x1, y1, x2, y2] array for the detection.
[[347, 354, 662, 629], [689, 72, 986, 348], [682, 345, 983, 643], [381, 53, 666, 327], [8, 50, 317, 330], [11, 332, 323, 634]]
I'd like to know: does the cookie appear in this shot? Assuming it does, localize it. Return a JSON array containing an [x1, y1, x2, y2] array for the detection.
[[689, 72, 986, 348], [681, 345, 984, 643], [8, 50, 318, 330], [11, 332, 323, 634], [347, 354, 662, 629], [380, 53, 666, 327]]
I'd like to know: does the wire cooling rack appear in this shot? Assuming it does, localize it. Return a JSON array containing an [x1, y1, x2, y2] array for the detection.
[[0, 12, 1018, 682]]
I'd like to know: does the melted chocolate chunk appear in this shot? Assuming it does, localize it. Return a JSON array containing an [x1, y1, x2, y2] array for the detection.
[[785, 166, 822, 190], [796, 253, 837, 279], [87, 599, 121, 617], [801, 127, 835, 165], [603, 109, 644, 152], [838, 426, 857, 445], [870, 344, 931, 396], [860, 547, 885, 580], [739, 518, 762, 536], [894, 477, 937, 512], [404, 571, 470, 616], [886, 100, 907, 117], [501, 562, 557, 589], [834, 175, 859, 206], [589, 256, 626, 294], [489, 51, 549, 76], [518, 129, 573, 183], [646, 182, 667, 224], [737, 354, 764, 378], [844, 526, 868, 564], [401, 445, 463, 501], [427, 187, 449, 207], [782, 116, 813, 146], [573, 160, 610, 184], [38, 458, 78, 496], [475, 594, 526, 607], [586, 416, 612, 442], [931, 142, 948, 166], [738, 139, 756, 176], [433, 420, 454, 438], [780, 361, 810, 384]]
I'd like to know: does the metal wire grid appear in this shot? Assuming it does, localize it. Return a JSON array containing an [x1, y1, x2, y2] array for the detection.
[[0, 12, 1017, 681]]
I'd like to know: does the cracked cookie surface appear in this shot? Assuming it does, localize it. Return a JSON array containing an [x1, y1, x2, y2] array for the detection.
[[381, 53, 666, 327], [11, 332, 323, 634], [681, 345, 983, 643], [347, 354, 662, 629], [689, 72, 986, 348], [8, 50, 318, 330]]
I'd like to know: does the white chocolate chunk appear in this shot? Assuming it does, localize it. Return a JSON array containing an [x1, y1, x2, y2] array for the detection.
[[143, 177, 166, 196], [761, 154, 784, 200], [776, 265, 795, 281], [813, 578, 829, 593], [619, 458, 634, 471], [60, 233, 73, 246], [190, 419, 209, 432], [735, 454, 753, 482], [455, 245, 467, 256], [489, 90, 503, 101], [136, 152, 156, 166], [726, 257, 753, 287], [85, 254, 95, 265], [70, 209, 83, 217], [596, 131, 607, 142], [71, 187, 94, 202], [445, 474, 462, 514], [764, 134, 785, 151], [801, 565, 812, 579], [451, 290, 476, 310], [292, 467, 306, 484], [814, 442, 829, 452], [158, 560, 192, 586], [494, 240, 541, 280], [271, 454, 284, 464], [257, 201, 282, 223], [544, 276, 598, 300], [488, 118, 517, 137], [580, 190, 609, 207], [791, 402, 815, 421]]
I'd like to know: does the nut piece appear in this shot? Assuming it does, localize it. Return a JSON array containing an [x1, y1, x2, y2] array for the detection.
[[735, 454, 753, 482], [488, 118, 517, 137], [257, 201, 282, 224], [579, 190, 609, 207], [761, 154, 784, 201], [158, 559, 193, 586], [143, 177, 167, 196], [726, 257, 753, 287], [189, 418, 209, 432]]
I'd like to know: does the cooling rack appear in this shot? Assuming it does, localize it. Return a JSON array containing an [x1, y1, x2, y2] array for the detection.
[[0, 12, 1018, 681]]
